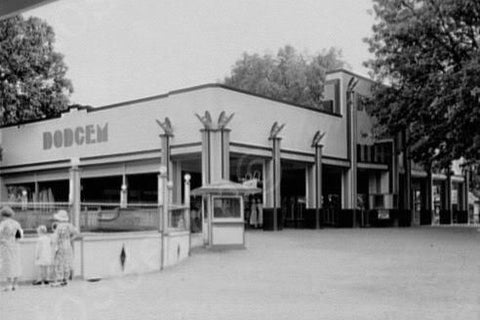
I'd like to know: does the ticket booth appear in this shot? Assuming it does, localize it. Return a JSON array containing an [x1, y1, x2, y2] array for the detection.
[[191, 180, 260, 248]]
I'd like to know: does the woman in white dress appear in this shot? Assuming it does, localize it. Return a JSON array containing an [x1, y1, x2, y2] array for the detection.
[[0, 206, 23, 291], [51, 210, 79, 287]]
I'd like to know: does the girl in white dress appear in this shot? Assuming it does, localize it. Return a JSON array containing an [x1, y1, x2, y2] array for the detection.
[[33, 225, 52, 285]]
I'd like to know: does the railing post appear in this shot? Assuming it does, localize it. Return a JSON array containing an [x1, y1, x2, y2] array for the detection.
[[184, 174, 191, 230], [159, 166, 168, 232], [120, 170, 128, 209]]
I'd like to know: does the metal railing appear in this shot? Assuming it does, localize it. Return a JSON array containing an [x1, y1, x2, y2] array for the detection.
[[0, 202, 70, 233], [80, 202, 190, 232], [80, 202, 159, 232], [167, 204, 189, 231], [0, 201, 191, 233]]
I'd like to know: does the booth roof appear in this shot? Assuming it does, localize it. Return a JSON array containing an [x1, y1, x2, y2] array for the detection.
[[190, 180, 261, 196]]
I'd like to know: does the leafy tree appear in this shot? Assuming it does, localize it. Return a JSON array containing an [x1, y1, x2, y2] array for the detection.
[[364, 0, 480, 169], [0, 15, 72, 126], [224, 45, 346, 109]]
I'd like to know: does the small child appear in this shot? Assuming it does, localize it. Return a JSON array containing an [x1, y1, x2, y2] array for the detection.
[[33, 225, 52, 285]]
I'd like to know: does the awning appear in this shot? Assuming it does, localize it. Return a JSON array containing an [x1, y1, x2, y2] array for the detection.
[[191, 179, 261, 196]]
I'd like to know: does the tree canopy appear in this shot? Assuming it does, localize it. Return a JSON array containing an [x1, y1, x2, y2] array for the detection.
[[365, 0, 480, 169], [224, 45, 346, 109], [0, 15, 72, 126]]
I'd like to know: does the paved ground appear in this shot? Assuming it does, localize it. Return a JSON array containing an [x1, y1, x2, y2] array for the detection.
[[1, 227, 480, 320]]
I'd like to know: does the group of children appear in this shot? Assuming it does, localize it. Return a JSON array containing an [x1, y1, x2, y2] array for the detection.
[[33, 210, 79, 287]]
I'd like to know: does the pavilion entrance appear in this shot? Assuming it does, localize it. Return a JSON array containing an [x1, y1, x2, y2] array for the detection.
[[280, 160, 306, 229]]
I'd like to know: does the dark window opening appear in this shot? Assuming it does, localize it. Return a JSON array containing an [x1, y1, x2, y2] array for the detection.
[[6, 183, 35, 202], [82, 176, 122, 203], [38, 180, 69, 202], [127, 173, 157, 203]]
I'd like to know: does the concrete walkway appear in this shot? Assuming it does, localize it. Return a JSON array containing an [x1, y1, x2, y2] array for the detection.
[[2, 227, 480, 320]]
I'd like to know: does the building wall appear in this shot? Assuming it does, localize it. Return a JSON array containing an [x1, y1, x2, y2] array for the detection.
[[326, 70, 377, 148], [0, 85, 348, 168]]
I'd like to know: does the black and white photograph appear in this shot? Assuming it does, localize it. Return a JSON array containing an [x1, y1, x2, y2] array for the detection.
[[0, 0, 479, 319]]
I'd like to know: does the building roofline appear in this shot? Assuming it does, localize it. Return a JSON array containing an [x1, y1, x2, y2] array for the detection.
[[93, 83, 341, 117], [0, 83, 342, 129]]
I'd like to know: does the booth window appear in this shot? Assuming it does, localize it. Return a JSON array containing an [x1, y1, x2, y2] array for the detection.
[[213, 196, 241, 219]]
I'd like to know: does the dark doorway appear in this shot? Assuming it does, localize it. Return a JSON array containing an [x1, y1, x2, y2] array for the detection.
[[281, 163, 306, 228], [322, 165, 342, 226]]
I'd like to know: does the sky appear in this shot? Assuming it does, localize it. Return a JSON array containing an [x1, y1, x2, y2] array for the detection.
[[27, 0, 376, 107]]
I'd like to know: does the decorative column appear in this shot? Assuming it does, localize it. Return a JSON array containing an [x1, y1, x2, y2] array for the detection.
[[312, 131, 325, 229], [446, 168, 452, 223], [184, 174, 191, 255], [156, 117, 174, 181], [195, 111, 234, 244], [220, 126, 231, 181], [120, 165, 127, 209], [306, 165, 315, 209], [159, 165, 169, 269], [196, 111, 234, 184], [184, 174, 191, 212], [267, 122, 285, 231], [425, 165, 433, 224], [403, 151, 412, 212], [346, 77, 359, 228], [69, 157, 81, 229], [391, 137, 399, 195], [156, 118, 174, 258], [464, 168, 470, 223], [401, 130, 412, 214], [33, 179, 39, 203], [346, 77, 358, 212]]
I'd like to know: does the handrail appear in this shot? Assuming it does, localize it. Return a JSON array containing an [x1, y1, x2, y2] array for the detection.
[[0, 202, 70, 206], [81, 202, 158, 208], [0, 201, 187, 209]]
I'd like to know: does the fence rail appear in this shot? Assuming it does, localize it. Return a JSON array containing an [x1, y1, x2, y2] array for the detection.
[[80, 202, 160, 232], [0, 202, 190, 233], [0, 202, 70, 233]]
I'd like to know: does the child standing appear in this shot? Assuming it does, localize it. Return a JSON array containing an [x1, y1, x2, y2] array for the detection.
[[33, 225, 52, 285]]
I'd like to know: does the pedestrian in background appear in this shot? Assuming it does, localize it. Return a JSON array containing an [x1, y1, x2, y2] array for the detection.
[[0, 206, 23, 291]]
